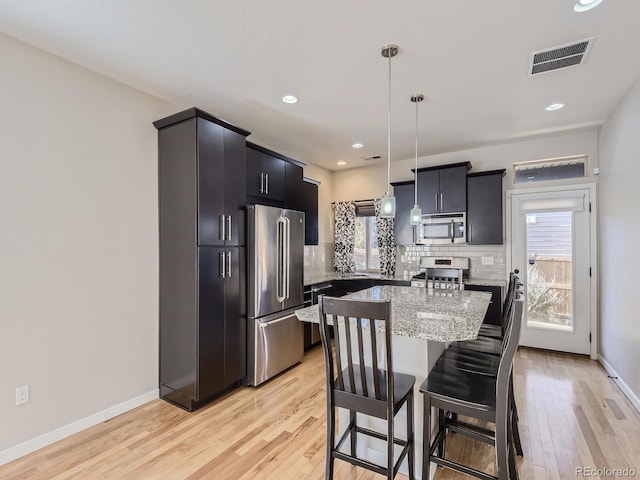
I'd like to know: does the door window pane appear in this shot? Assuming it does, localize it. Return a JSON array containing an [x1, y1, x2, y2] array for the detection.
[[525, 211, 573, 331]]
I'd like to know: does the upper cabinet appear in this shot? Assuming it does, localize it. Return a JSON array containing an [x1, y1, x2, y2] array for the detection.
[[416, 162, 470, 214], [466, 170, 505, 245], [391, 181, 415, 245], [247, 142, 319, 246], [154, 108, 250, 247], [246, 143, 286, 203], [285, 162, 319, 245]]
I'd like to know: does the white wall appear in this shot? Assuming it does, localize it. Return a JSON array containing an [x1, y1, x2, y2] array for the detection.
[[598, 77, 640, 403], [332, 129, 599, 202], [0, 33, 177, 456]]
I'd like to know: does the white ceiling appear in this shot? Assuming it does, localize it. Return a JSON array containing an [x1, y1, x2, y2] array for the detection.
[[1, 1, 640, 171]]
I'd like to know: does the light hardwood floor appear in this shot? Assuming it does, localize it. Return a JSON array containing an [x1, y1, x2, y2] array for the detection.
[[2, 347, 639, 479]]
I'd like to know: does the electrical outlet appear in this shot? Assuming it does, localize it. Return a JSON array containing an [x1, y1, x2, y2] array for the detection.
[[16, 385, 29, 406], [481, 256, 494, 266]]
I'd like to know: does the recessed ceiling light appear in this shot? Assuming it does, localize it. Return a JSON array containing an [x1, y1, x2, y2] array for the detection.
[[352, 142, 364, 149], [337, 161, 347, 166], [545, 103, 565, 111], [573, 0, 603, 12], [282, 95, 298, 104]]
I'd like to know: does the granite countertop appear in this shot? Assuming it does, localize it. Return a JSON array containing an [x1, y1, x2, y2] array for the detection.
[[304, 272, 413, 286], [295, 285, 491, 342]]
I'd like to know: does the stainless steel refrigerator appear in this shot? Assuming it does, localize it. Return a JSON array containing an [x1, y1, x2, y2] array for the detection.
[[246, 204, 305, 386]]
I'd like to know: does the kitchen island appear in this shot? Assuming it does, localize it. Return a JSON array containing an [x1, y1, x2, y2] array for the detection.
[[295, 285, 492, 479]]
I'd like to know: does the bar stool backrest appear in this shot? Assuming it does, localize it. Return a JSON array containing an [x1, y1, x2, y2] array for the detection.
[[426, 268, 464, 290], [495, 296, 524, 460], [318, 296, 394, 420]]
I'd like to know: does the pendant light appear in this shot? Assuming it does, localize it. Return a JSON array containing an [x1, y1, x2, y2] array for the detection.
[[380, 44, 398, 218], [410, 94, 424, 225]]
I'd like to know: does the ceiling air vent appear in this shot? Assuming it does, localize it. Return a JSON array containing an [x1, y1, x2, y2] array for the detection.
[[529, 37, 594, 76], [362, 155, 382, 161]]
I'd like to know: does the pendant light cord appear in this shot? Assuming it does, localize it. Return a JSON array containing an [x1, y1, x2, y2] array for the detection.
[[387, 49, 391, 196], [414, 97, 418, 204]]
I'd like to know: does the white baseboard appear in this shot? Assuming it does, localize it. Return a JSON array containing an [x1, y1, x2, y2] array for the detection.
[[598, 355, 640, 414], [0, 389, 158, 467]]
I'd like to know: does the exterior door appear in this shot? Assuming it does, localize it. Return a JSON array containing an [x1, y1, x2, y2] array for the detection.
[[508, 186, 596, 356]]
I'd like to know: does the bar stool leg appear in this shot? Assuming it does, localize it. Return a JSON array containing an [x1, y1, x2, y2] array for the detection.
[[326, 403, 335, 480], [350, 410, 357, 457], [422, 395, 431, 480], [407, 390, 415, 480], [438, 408, 446, 458]]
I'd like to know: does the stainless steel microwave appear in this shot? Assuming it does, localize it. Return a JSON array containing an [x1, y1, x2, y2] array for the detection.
[[415, 212, 466, 245]]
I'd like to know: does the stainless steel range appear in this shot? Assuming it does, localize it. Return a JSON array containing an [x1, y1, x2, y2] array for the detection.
[[410, 256, 470, 289]]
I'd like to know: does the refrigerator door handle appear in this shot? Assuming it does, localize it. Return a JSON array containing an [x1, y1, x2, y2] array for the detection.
[[284, 216, 290, 300], [276, 216, 286, 303]]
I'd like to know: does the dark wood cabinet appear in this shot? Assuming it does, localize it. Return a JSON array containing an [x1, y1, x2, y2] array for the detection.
[[303, 282, 333, 350], [246, 143, 286, 202], [467, 170, 505, 245], [198, 247, 245, 399], [439, 166, 468, 213], [285, 162, 319, 245], [332, 279, 376, 297], [417, 169, 439, 213], [300, 180, 319, 245], [155, 107, 250, 411], [391, 180, 416, 245], [464, 284, 502, 326], [416, 162, 470, 214], [162, 115, 247, 247]]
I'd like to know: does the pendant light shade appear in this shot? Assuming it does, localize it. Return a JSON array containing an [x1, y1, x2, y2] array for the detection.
[[381, 194, 396, 217], [380, 44, 398, 219], [410, 94, 424, 225], [410, 204, 422, 225]]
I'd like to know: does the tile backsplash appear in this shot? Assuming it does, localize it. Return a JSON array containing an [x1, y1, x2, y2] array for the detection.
[[396, 244, 507, 281], [304, 242, 507, 281], [304, 243, 335, 275]]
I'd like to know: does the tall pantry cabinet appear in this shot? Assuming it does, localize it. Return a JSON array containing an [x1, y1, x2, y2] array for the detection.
[[154, 108, 251, 411]]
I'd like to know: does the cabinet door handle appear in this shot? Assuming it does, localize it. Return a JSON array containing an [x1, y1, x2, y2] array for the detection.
[[227, 215, 232, 241], [219, 215, 226, 241], [226, 251, 232, 278], [219, 251, 225, 278], [259, 173, 265, 194], [435, 193, 439, 211], [265, 173, 269, 194], [440, 193, 444, 212], [468, 224, 472, 243]]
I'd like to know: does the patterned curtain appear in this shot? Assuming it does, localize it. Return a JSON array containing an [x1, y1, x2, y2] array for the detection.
[[374, 199, 396, 276], [333, 201, 356, 274]]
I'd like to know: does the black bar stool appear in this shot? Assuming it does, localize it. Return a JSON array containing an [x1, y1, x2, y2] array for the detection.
[[437, 273, 524, 457], [318, 296, 416, 480], [477, 272, 519, 339], [420, 298, 524, 480]]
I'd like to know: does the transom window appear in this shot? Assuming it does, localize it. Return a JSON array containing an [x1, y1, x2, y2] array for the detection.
[[513, 155, 588, 184]]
